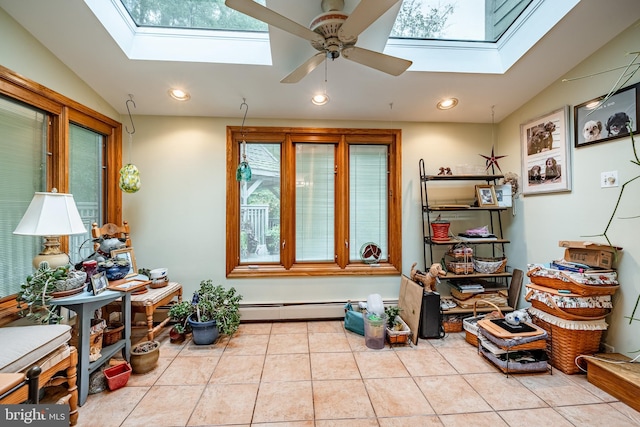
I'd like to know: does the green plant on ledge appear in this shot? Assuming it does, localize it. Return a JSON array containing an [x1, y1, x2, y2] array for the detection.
[[384, 305, 404, 330]]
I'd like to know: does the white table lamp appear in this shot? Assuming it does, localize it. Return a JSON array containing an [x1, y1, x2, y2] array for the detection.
[[14, 189, 87, 269]]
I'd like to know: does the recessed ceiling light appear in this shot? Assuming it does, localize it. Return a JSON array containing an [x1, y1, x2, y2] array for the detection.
[[311, 93, 329, 106], [437, 98, 458, 110], [168, 88, 191, 101]]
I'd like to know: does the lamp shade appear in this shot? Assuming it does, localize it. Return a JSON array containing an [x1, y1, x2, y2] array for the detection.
[[13, 192, 87, 236]]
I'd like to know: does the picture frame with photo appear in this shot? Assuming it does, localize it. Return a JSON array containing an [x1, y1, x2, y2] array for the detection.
[[574, 82, 638, 148], [520, 106, 572, 196], [91, 271, 108, 295], [494, 184, 512, 207], [111, 247, 137, 279], [476, 185, 498, 207]]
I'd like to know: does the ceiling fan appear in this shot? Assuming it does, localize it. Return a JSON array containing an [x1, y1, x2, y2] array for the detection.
[[225, 0, 413, 83]]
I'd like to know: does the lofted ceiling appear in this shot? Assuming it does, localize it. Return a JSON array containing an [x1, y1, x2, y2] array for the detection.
[[1, 0, 640, 123]]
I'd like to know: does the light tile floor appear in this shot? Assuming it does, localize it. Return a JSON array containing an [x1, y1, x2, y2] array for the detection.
[[72, 321, 640, 427]]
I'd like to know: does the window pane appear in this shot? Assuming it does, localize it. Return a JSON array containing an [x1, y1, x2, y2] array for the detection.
[[0, 96, 47, 297], [350, 145, 388, 262], [240, 143, 281, 263], [296, 144, 335, 262], [69, 124, 103, 265]]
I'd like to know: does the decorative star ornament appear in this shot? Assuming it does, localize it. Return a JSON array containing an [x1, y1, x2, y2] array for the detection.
[[480, 146, 507, 173]]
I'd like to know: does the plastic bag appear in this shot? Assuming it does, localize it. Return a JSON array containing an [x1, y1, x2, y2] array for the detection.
[[366, 293, 384, 316]]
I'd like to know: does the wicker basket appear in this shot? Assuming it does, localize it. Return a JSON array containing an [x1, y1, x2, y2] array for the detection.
[[473, 257, 507, 274], [528, 299, 610, 321], [529, 307, 606, 374], [447, 261, 474, 275], [527, 267, 619, 296], [103, 322, 124, 346], [442, 314, 464, 333], [525, 284, 612, 321], [447, 243, 473, 259], [463, 300, 503, 347], [386, 316, 411, 344]]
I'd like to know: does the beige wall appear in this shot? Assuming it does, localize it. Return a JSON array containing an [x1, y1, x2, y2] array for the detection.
[[498, 20, 640, 354], [122, 116, 497, 305], [2, 6, 639, 353]]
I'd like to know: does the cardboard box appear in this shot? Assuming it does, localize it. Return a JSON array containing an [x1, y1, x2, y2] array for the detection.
[[558, 240, 621, 269]]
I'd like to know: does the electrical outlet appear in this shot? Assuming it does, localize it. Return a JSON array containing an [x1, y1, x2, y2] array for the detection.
[[601, 171, 619, 188], [601, 343, 615, 353]]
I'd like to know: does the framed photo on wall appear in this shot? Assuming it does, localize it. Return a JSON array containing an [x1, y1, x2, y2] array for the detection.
[[574, 82, 638, 148], [520, 106, 572, 195]]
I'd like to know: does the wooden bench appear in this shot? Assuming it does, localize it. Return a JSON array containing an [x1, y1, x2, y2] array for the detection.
[[585, 353, 640, 412], [103, 282, 182, 342]]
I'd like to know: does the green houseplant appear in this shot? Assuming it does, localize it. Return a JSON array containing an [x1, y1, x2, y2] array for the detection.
[[17, 261, 86, 324], [167, 300, 193, 341], [185, 280, 243, 344]]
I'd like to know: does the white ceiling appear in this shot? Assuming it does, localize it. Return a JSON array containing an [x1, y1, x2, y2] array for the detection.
[[1, 0, 640, 123]]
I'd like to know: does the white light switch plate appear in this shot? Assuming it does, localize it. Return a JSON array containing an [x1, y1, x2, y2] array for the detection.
[[601, 171, 619, 188]]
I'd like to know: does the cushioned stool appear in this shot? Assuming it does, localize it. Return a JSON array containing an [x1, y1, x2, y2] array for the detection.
[[0, 324, 79, 425], [103, 282, 182, 342]]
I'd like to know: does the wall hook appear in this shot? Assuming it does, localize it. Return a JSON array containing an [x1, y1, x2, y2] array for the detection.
[[125, 94, 136, 135]]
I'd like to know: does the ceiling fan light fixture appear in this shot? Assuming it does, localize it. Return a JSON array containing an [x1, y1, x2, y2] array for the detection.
[[168, 88, 191, 101], [312, 93, 329, 105], [437, 97, 458, 110]]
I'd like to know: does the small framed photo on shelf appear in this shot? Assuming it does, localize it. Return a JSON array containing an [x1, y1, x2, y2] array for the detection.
[[91, 271, 108, 295], [494, 184, 512, 207], [111, 247, 137, 279], [476, 185, 498, 207]]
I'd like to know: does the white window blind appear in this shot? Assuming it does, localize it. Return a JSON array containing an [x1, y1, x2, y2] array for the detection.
[[349, 145, 388, 261], [69, 124, 103, 264], [296, 144, 335, 261], [0, 96, 47, 297]]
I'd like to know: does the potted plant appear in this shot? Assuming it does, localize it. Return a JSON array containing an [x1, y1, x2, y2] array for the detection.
[[265, 225, 280, 254], [167, 300, 193, 342], [384, 305, 410, 344], [17, 261, 86, 324], [185, 280, 243, 345]]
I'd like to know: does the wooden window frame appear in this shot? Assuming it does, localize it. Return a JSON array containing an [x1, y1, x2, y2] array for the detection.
[[0, 65, 122, 257], [226, 126, 402, 278]]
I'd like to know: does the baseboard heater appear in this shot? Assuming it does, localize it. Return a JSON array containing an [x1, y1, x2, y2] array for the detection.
[[239, 300, 399, 322]]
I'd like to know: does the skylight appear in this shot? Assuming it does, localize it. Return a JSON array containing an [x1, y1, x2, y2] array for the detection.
[[85, 0, 575, 74]]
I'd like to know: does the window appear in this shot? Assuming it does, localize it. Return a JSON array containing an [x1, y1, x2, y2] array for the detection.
[[0, 67, 122, 299], [226, 127, 401, 277]]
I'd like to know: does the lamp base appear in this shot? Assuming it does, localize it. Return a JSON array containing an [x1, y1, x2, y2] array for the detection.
[[33, 236, 69, 269], [33, 253, 70, 270]]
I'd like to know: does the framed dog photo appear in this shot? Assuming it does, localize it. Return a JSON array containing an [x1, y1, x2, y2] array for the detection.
[[574, 82, 638, 148], [91, 271, 108, 295], [476, 185, 498, 207], [520, 106, 572, 196]]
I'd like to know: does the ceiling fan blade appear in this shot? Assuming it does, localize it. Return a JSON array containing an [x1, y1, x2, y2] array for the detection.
[[280, 52, 326, 83], [225, 0, 324, 44], [338, 0, 401, 43], [341, 46, 411, 76]]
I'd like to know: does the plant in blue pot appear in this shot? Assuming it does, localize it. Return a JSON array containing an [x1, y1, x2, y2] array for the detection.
[[98, 258, 130, 281], [186, 280, 243, 345]]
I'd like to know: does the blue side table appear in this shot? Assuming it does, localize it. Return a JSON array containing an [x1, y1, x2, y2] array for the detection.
[[51, 289, 131, 406]]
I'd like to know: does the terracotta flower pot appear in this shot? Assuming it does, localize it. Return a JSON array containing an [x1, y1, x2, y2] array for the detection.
[[129, 340, 160, 374]]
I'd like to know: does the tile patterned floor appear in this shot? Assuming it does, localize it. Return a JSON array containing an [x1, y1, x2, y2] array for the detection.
[[73, 321, 640, 426]]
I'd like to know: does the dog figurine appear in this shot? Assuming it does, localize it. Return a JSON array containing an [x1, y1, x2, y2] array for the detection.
[[605, 112, 631, 137], [583, 120, 602, 142], [544, 157, 561, 182], [410, 262, 446, 292]]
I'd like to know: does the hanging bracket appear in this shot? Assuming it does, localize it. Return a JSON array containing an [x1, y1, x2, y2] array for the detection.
[[125, 94, 136, 135]]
